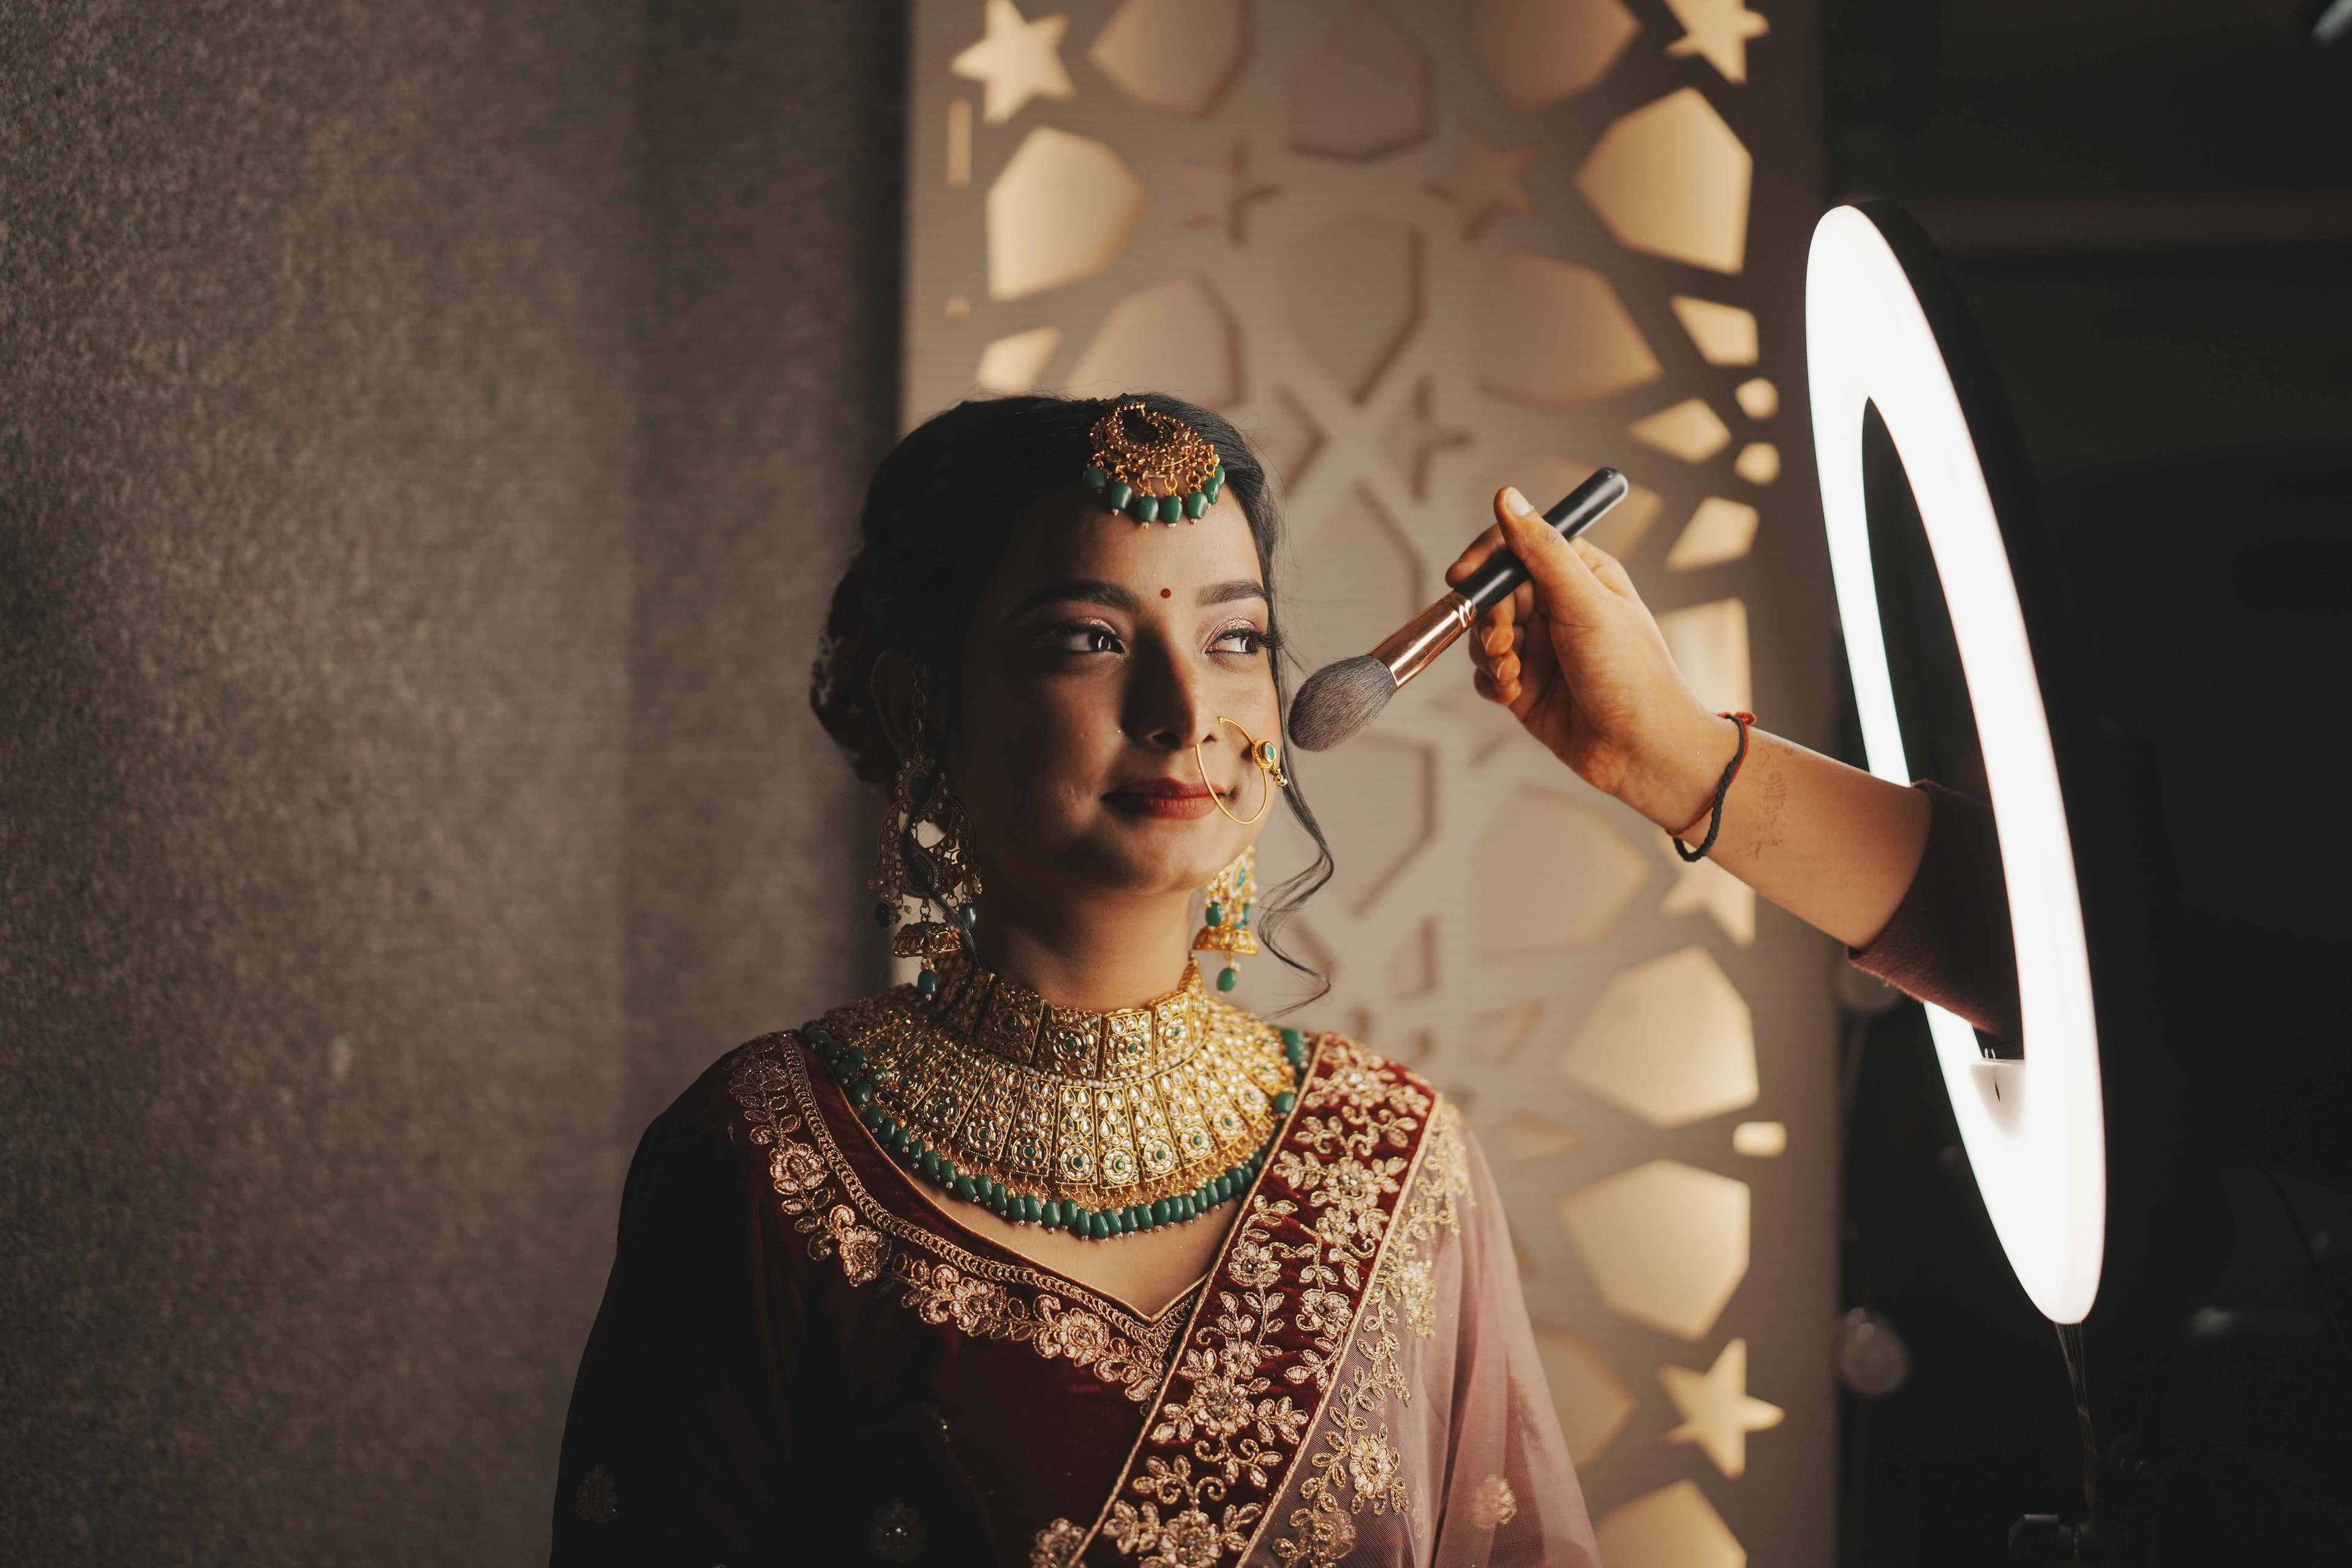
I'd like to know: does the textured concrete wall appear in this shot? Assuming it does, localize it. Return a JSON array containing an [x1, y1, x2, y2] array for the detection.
[[624, 0, 901, 1137], [0, 2, 888, 1561]]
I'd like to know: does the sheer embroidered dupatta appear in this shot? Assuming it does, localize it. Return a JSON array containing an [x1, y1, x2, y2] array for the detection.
[[1045, 1040, 1598, 1568]]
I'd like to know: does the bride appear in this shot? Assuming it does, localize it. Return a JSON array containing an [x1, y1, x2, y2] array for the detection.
[[548, 393, 2002, 1567]]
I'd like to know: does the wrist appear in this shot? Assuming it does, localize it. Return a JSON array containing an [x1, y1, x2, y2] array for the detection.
[[1629, 706, 1744, 834]]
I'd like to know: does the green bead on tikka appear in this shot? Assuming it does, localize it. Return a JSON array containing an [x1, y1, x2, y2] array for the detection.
[[1217, 964, 1238, 993], [1093, 475, 1223, 526]]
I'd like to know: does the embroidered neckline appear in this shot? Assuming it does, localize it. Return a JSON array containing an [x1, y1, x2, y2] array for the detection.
[[729, 1033, 1203, 1401]]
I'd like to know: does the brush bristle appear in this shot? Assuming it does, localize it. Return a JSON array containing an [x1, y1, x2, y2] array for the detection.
[[1288, 656, 1396, 752]]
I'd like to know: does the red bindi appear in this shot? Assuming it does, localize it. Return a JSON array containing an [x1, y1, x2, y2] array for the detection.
[[1160, 587, 1172, 598]]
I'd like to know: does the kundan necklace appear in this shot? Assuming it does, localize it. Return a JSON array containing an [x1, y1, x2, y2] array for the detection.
[[802, 952, 1314, 1240]]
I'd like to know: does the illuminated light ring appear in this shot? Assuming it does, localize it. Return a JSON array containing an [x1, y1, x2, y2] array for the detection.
[[1806, 205, 2105, 1324]]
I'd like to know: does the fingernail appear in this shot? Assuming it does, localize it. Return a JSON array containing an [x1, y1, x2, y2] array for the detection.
[[1502, 487, 1532, 518]]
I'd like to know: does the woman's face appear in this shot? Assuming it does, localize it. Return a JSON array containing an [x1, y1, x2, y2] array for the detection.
[[949, 486, 1281, 909]]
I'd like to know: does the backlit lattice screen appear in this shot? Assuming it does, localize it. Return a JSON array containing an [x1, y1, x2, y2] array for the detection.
[[903, 2, 1840, 1561]]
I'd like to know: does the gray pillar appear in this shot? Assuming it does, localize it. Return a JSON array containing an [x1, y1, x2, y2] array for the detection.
[[0, 2, 892, 1560]]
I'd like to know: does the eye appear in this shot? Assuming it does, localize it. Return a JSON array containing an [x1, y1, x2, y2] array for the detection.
[[1210, 623, 1269, 657], [1037, 620, 1125, 655]]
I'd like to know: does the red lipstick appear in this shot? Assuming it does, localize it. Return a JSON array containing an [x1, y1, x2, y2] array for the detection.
[[1103, 777, 1223, 821]]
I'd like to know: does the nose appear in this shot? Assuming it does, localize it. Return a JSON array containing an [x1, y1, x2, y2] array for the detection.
[[1125, 636, 1221, 758]]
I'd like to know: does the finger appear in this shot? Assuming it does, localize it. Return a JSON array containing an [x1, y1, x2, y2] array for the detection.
[[1480, 622, 1513, 657], [1445, 518, 1509, 587], [1570, 537, 1641, 601], [1498, 495, 1613, 626], [1476, 590, 1515, 639]]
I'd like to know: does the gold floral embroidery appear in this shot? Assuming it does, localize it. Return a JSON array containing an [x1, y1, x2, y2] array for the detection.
[[869, 1498, 927, 1562], [1140, 1194, 1315, 1502], [898, 1259, 1162, 1394], [1272, 1084, 1471, 1568], [830, 1203, 886, 1286], [1074, 1036, 1441, 1568], [1469, 1473, 1520, 1529], [1106, 1458, 1263, 1568], [1395, 1255, 1436, 1340], [572, 1463, 617, 1525], [1033, 1518, 1087, 1568], [729, 1035, 1190, 1402]]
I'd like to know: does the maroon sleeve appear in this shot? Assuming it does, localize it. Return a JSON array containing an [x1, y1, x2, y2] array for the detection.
[[549, 1106, 801, 1566], [1845, 780, 2022, 1041]]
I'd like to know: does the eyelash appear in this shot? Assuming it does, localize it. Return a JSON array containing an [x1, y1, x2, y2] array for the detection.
[[1037, 620, 1277, 658], [1212, 624, 1270, 657], [1040, 620, 1126, 655]]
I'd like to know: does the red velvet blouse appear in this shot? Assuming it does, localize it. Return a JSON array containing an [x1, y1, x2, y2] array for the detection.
[[549, 1026, 1596, 1568]]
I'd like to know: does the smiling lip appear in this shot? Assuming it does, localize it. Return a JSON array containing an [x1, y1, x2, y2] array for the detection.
[[1104, 777, 1226, 821]]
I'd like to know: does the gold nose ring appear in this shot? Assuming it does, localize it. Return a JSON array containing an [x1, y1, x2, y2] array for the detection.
[[1192, 717, 1291, 825]]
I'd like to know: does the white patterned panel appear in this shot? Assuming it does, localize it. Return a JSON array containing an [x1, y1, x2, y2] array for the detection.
[[905, 1, 1833, 1554]]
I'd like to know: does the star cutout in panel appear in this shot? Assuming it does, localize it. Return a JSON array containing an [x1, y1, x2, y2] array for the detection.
[[952, 0, 1076, 124], [1383, 374, 1471, 500], [1663, 0, 1770, 85], [1428, 123, 1539, 239], [1178, 141, 1279, 244], [1660, 1337, 1785, 1478]]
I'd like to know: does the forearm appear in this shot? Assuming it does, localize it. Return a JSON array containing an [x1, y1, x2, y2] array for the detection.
[[1639, 714, 1932, 949]]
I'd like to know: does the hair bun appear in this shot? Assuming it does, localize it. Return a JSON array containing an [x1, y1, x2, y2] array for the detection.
[[809, 564, 899, 791]]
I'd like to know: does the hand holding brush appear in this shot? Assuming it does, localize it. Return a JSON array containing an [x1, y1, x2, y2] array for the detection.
[[1447, 485, 1736, 835], [1287, 470, 1630, 752], [1405, 484, 1947, 954]]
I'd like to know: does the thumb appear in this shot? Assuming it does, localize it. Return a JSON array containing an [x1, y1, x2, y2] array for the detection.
[[1497, 489, 1612, 625]]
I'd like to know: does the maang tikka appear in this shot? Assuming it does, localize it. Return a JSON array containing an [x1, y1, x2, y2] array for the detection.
[[872, 668, 982, 998], [1082, 401, 1224, 524]]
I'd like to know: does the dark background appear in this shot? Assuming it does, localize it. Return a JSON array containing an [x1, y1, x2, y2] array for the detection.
[[1824, 1, 2352, 1562], [4, 1, 2348, 1563]]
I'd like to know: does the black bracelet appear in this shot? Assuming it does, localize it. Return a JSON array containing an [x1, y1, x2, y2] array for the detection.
[[1671, 712, 1752, 864]]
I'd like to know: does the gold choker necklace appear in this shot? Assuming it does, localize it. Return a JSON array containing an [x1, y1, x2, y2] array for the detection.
[[799, 954, 1314, 1239]]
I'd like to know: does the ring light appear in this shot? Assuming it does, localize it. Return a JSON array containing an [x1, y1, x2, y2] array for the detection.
[[1807, 204, 2106, 1325]]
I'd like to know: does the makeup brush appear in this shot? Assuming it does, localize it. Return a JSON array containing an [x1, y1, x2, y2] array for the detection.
[[1287, 468, 1629, 752]]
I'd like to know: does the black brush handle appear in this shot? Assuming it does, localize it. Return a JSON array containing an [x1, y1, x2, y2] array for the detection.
[[1458, 468, 1630, 614]]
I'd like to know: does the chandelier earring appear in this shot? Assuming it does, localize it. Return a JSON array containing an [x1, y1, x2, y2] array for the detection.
[[871, 670, 983, 998], [1193, 845, 1259, 995]]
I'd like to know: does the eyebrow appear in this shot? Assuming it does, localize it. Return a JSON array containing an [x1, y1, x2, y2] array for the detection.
[[1008, 577, 1268, 618], [1007, 579, 1144, 618]]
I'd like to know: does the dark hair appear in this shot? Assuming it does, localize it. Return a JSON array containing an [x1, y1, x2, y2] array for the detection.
[[812, 392, 1334, 997]]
